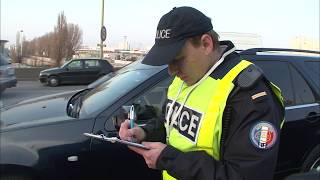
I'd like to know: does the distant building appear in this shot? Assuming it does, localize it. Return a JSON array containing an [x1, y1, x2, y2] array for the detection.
[[118, 36, 130, 50], [219, 32, 262, 50], [74, 46, 100, 58], [290, 36, 320, 51], [74, 44, 146, 63]]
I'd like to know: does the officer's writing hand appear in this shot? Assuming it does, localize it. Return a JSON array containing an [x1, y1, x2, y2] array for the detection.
[[128, 142, 166, 169], [119, 119, 146, 142]]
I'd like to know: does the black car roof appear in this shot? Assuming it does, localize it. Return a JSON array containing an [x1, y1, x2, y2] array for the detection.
[[240, 48, 320, 62], [240, 48, 320, 55], [72, 58, 109, 61]]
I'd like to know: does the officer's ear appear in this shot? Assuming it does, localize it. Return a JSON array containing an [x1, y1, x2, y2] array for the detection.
[[200, 34, 214, 55]]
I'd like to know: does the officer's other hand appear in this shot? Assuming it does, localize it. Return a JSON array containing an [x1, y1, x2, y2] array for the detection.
[[128, 142, 166, 169], [119, 119, 146, 142]]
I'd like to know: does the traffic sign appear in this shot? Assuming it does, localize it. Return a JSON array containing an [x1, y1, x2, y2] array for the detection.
[[101, 26, 107, 41]]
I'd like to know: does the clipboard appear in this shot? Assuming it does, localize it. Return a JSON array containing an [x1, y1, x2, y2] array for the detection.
[[83, 133, 150, 150]]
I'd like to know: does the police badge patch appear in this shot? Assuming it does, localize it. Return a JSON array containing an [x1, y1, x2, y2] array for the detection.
[[250, 121, 278, 149]]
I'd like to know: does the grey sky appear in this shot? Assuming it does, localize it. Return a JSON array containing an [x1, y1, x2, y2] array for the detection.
[[1, 0, 319, 49]]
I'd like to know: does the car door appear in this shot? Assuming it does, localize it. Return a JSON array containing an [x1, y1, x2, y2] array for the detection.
[[83, 59, 101, 83], [43, 119, 95, 180], [61, 60, 84, 84], [88, 71, 172, 180], [252, 59, 320, 178]]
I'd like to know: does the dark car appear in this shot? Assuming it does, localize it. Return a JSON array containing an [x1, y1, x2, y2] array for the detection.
[[0, 49, 17, 93], [39, 58, 114, 87], [240, 48, 320, 179], [0, 48, 319, 180]]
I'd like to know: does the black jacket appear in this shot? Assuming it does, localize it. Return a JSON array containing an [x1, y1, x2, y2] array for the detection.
[[142, 41, 284, 180]]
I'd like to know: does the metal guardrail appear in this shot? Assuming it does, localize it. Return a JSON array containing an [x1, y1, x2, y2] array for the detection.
[[14, 66, 124, 81], [14, 68, 46, 81]]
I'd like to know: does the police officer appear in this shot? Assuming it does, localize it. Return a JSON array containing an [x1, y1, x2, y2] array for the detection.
[[119, 6, 284, 180]]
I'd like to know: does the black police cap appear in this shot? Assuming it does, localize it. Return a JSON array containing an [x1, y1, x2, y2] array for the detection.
[[142, 6, 213, 66]]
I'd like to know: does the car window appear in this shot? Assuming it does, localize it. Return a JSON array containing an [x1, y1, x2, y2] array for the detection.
[[289, 65, 315, 105], [105, 76, 173, 131], [67, 60, 82, 69], [80, 69, 161, 116], [84, 60, 99, 68], [253, 60, 295, 106], [130, 76, 173, 120], [304, 61, 320, 89], [87, 59, 160, 89]]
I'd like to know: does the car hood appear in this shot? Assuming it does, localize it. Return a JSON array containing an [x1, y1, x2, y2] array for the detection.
[[0, 91, 77, 129], [41, 67, 61, 73]]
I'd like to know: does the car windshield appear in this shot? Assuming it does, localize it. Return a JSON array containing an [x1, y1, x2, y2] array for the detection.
[[87, 59, 155, 89], [61, 60, 72, 68], [79, 67, 162, 116]]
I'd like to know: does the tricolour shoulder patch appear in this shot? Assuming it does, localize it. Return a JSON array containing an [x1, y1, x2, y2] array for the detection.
[[250, 121, 278, 149]]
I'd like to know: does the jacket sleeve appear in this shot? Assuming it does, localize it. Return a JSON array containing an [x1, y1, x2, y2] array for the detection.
[[141, 101, 167, 143], [156, 79, 284, 180], [141, 116, 166, 143]]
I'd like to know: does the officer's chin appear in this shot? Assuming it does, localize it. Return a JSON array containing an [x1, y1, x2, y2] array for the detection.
[[185, 79, 198, 86]]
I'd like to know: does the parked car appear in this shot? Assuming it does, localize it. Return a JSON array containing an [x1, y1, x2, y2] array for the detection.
[[0, 52, 17, 93], [39, 58, 114, 87], [1, 48, 319, 180], [240, 48, 320, 179]]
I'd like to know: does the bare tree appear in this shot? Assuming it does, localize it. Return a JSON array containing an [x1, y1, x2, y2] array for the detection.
[[15, 31, 22, 63], [9, 45, 18, 63], [17, 11, 83, 67], [53, 11, 68, 66], [65, 23, 83, 60], [37, 32, 55, 57]]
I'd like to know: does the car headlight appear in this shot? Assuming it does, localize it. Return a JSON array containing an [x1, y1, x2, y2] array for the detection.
[[40, 72, 49, 76]]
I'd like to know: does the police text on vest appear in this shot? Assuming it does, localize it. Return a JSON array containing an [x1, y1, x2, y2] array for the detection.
[[166, 100, 203, 142]]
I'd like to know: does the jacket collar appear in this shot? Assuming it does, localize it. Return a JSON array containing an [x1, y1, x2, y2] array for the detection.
[[210, 41, 241, 79]]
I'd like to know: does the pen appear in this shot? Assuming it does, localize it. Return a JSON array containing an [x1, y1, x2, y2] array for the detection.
[[129, 105, 135, 129]]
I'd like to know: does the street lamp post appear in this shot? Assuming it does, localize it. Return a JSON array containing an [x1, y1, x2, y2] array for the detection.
[[20, 30, 23, 57]]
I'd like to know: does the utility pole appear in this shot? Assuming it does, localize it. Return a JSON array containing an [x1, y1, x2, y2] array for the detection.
[[97, 0, 107, 58], [100, 0, 105, 58]]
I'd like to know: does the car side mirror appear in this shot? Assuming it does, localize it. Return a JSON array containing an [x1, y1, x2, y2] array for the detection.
[[112, 106, 131, 131], [135, 104, 158, 123], [65, 67, 69, 71]]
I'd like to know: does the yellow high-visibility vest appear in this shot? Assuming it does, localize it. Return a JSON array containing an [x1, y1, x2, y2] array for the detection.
[[163, 60, 283, 180]]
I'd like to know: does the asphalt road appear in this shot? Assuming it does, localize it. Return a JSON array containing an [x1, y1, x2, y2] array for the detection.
[[0, 81, 87, 108]]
